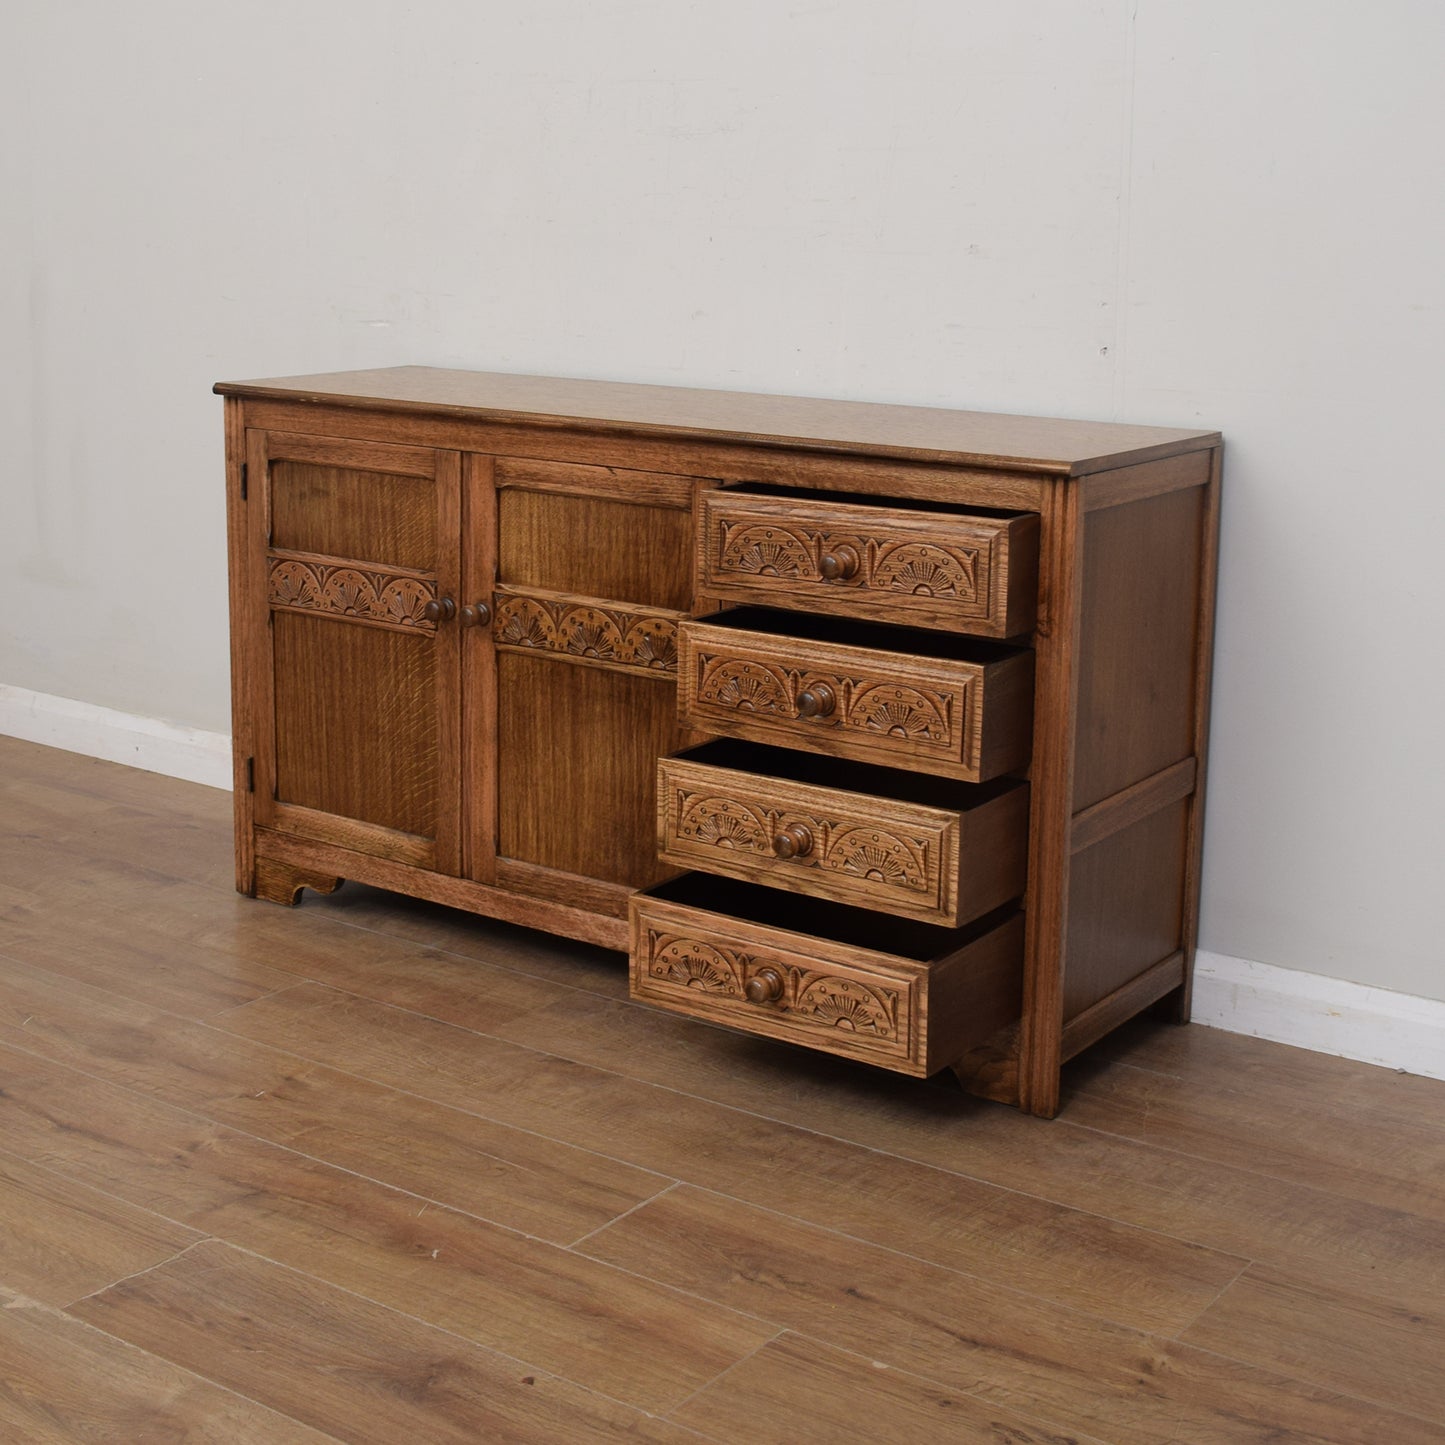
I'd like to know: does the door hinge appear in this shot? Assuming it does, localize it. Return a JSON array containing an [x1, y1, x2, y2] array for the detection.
[[240, 462, 248, 500], [245, 756, 255, 793]]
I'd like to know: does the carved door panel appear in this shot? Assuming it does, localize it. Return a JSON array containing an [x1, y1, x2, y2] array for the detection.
[[479, 458, 713, 912], [245, 430, 463, 873]]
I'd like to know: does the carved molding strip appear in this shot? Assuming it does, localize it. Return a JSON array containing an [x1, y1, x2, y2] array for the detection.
[[672, 789, 933, 897], [493, 587, 681, 674], [645, 931, 902, 1043], [693, 654, 960, 749], [716, 521, 983, 605], [267, 551, 438, 632]]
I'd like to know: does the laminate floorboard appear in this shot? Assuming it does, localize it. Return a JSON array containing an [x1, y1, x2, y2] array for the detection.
[[1, 735, 1442, 1444]]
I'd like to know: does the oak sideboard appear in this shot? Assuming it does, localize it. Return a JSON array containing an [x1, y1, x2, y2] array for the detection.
[[217, 367, 1220, 1117]]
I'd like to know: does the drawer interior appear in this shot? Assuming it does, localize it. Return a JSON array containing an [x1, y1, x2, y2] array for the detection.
[[720, 482, 1025, 522], [643, 872, 1017, 963], [692, 605, 1026, 665], [671, 738, 1021, 811]]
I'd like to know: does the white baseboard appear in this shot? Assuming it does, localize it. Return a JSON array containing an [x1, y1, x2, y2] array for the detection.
[[3, 684, 1442, 1080], [1192, 950, 1445, 1082], [0, 683, 232, 791]]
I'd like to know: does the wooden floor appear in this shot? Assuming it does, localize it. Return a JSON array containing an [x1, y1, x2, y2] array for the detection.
[[1, 737, 1442, 1443]]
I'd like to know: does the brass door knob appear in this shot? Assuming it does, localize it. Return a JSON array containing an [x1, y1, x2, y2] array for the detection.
[[422, 597, 457, 623], [772, 823, 814, 859], [745, 967, 784, 1004], [795, 682, 836, 718], [819, 545, 860, 581], [460, 601, 493, 628]]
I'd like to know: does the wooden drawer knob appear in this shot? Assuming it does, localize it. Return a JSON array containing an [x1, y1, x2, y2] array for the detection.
[[461, 600, 492, 628], [819, 545, 860, 581], [772, 823, 814, 860], [745, 967, 784, 1004], [795, 682, 836, 719], [422, 597, 456, 623]]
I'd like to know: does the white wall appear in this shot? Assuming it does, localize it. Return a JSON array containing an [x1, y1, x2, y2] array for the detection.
[[3, 1, 1442, 1004]]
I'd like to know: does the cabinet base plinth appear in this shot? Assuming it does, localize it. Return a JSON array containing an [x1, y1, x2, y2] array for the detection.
[[254, 858, 345, 906]]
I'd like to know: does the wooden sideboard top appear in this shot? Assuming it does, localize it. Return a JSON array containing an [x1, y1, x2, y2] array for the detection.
[[215, 366, 1218, 477]]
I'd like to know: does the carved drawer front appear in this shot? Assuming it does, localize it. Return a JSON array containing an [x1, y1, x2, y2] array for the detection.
[[630, 876, 1023, 1077], [699, 491, 1038, 637], [677, 608, 1033, 783], [658, 741, 1028, 927]]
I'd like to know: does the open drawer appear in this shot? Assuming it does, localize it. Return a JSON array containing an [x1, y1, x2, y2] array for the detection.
[[630, 875, 1023, 1077], [658, 740, 1028, 926], [698, 487, 1038, 637], [677, 607, 1034, 781]]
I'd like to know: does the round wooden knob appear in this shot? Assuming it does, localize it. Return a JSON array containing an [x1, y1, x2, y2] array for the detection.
[[772, 823, 814, 859], [819, 545, 860, 581], [460, 601, 492, 628], [795, 682, 836, 719], [422, 597, 457, 623], [745, 967, 784, 1004]]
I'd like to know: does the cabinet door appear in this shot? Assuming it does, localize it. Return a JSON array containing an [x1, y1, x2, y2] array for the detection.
[[245, 430, 463, 873], [480, 458, 711, 913]]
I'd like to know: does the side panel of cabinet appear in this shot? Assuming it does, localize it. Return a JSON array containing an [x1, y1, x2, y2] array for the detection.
[[245, 429, 464, 874]]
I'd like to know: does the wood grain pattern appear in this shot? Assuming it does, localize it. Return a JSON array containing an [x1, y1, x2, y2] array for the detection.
[[1179, 1263, 1445, 1422], [73, 1242, 715, 1444], [676, 1333, 1108, 1445], [236, 396, 1055, 509], [269, 459, 437, 570], [0, 1290, 340, 1444], [0, 1149, 199, 1307], [254, 827, 631, 949], [6, 740, 1439, 1443], [657, 749, 1028, 926], [697, 489, 1039, 637], [494, 456, 703, 508], [214, 982, 1246, 1335], [1072, 484, 1204, 812], [497, 654, 691, 889], [1015, 476, 1083, 1117], [216, 366, 1219, 475], [1063, 802, 1189, 1018], [591, 1187, 1434, 1445], [498, 483, 697, 609]]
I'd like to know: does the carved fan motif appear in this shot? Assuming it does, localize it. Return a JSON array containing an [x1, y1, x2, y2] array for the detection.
[[267, 557, 438, 630], [849, 684, 951, 742], [496, 597, 559, 649], [696, 658, 793, 714], [269, 561, 322, 609], [794, 977, 895, 1037], [825, 828, 925, 891], [558, 607, 624, 660], [651, 938, 745, 995], [491, 592, 679, 673], [719, 524, 814, 579], [873, 542, 978, 600], [625, 618, 679, 670], [378, 577, 433, 626], [319, 568, 378, 616], [676, 795, 769, 852]]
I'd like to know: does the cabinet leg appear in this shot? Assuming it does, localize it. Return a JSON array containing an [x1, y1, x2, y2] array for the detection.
[[950, 1023, 1023, 1109], [1151, 982, 1192, 1025], [254, 858, 344, 906]]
